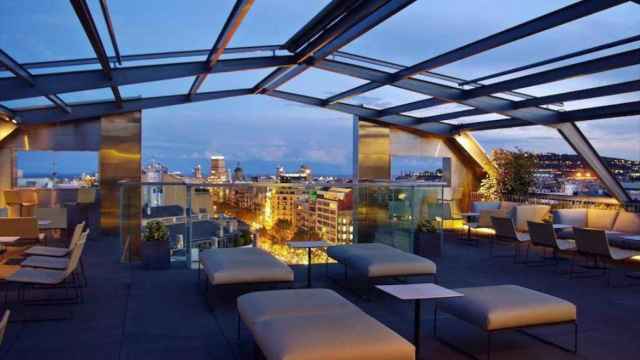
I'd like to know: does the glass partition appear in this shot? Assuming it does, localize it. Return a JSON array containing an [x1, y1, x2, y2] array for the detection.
[[120, 182, 448, 268]]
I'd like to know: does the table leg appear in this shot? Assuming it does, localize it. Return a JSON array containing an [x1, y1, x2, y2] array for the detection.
[[414, 299, 421, 357], [307, 248, 312, 288]]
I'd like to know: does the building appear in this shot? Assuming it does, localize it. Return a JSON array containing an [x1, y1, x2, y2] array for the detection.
[[315, 187, 353, 244], [232, 163, 245, 182], [209, 155, 228, 183], [193, 164, 203, 179], [276, 164, 312, 183], [271, 185, 302, 224]]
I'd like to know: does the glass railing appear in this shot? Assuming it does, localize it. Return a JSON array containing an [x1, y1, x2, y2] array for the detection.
[[118, 181, 453, 268]]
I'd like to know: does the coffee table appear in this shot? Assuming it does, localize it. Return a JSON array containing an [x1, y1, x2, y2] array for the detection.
[[287, 240, 331, 287], [377, 283, 463, 357]]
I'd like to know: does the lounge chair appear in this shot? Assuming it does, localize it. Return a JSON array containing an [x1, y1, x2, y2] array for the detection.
[[490, 216, 530, 263], [0, 310, 9, 345], [238, 288, 415, 360], [435, 285, 577, 359], [327, 243, 437, 297], [572, 227, 640, 286], [527, 221, 576, 269], [6, 230, 88, 308], [24, 222, 84, 257], [198, 247, 294, 306]]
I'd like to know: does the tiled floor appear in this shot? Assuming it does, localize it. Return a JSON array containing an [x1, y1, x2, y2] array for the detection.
[[2, 236, 639, 359]]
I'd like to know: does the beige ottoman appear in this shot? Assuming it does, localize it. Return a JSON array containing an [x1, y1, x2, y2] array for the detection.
[[238, 288, 415, 360], [436, 285, 577, 359]]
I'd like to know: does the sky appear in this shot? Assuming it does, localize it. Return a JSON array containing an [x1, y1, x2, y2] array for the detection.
[[1, 0, 639, 176]]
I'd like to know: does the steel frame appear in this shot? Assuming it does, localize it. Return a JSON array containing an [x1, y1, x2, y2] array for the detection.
[[1, 0, 637, 203]]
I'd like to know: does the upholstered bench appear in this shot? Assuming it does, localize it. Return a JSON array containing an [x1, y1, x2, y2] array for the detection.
[[238, 289, 415, 360], [435, 285, 577, 358], [198, 247, 293, 306], [328, 243, 437, 278]]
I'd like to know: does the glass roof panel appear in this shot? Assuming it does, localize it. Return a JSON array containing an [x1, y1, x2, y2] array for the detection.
[[439, 3, 640, 81], [120, 77, 195, 98], [342, 0, 574, 66], [403, 103, 471, 118], [228, 0, 331, 48], [198, 68, 274, 92], [58, 88, 115, 103], [278, 68, 368, 99], [442, 113, 510, 125], [2, 97, 54, 110], [343, 86, 429, 110]]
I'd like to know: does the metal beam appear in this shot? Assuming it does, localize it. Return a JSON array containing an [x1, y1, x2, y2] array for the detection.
[[417, 108, 485, 124], [0, 55, 294, 101], [70, 0, 123, 107], [0, 45, 283, 71], [461, 34, 640, 85], [263, 90, 453, 135], [188, 0, 254, 96], [99, 0, 122, 65], [333, 51, 547, 104], [378, 98, 447, 117], [325, 0, 627, 102], [13, 89, 252, 124], [463, 48, 640, 99], [458, 101, 640, 131], [254, 0, 414, 93], [0, 49, 71, 113], [283, 0, 355, 52], [555, 122, 631, 203]]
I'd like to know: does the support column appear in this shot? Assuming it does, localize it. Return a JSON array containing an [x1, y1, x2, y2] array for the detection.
[[100, 111, 142, 257]]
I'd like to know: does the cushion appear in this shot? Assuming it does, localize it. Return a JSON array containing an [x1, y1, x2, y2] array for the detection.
[[238, 289, 352, 330], [553, 209, 587, 228], [438, 285, 576, 331], [478, 208, 511, 228], [587, 209, 618, 230], [472, 201, 501, 213], [328, 243, 436, 277], [612, 211, 640, 234], [200, 247, 293, 285], [240, 289, 415, 360], [500, 201, 518, 217], [515, 205, 551, 232]]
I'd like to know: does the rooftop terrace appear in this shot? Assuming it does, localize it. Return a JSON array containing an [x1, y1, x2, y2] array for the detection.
[[1, 234, 639, 360]]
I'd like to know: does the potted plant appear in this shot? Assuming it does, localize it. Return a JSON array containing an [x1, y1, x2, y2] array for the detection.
[[141, 220, 170, 270], [414, 218, 441, 258]]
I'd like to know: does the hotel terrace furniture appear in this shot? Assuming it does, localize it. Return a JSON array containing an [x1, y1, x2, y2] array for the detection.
[[0, 208, 7, 218], [0, 218, 45, 243], [287, 240, 330, 288], [490, 217, 530, 263], [435, 285, 577, 359], [327, 243, 437, 297], [238, 288, 415, 360], [21, 228, 89, 287], [377, 283, 463, 357], [572, 227, 640, 286], [3, 190, 37, 218], [6, 230, 88, 313], [24, 222, 85, 258], [527, 221, 576, 267], [459, 212, 480, 245], [553, 208, 640, 239], [198, 247, 293, 305], [0, 310, 9, 346]]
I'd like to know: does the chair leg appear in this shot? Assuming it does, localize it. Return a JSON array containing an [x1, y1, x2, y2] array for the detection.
[[487, 332, 492, 360]]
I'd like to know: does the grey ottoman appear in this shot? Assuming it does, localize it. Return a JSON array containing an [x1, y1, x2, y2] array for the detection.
[[436, 285, 577, 359]]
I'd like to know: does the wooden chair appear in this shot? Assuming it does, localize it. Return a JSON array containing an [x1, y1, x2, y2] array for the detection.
[[18, 190, 38, 217], [25, 222, 84, 257]]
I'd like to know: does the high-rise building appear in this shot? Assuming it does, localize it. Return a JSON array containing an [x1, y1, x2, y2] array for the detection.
[[209, 155, 228, 183], [315, 187, 353, 244], [193, 164, 203, 178], [232, 163, 245, 182]]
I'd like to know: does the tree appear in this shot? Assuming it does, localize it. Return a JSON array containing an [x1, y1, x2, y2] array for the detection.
[[272, 219, 293, 241], [480, 148, 538, 200], [291, 227, 321, 241]]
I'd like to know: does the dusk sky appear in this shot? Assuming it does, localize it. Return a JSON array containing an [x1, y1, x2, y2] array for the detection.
[[1, 1, 639, 176]]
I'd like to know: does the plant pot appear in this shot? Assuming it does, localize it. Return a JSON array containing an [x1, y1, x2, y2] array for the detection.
[[414, 231, 441, 258], [141, 240, 170, 270]]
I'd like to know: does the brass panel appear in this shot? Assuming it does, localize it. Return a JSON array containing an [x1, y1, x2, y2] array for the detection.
[[356, 121, 390, 181], [99, 112, 141, 257]]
